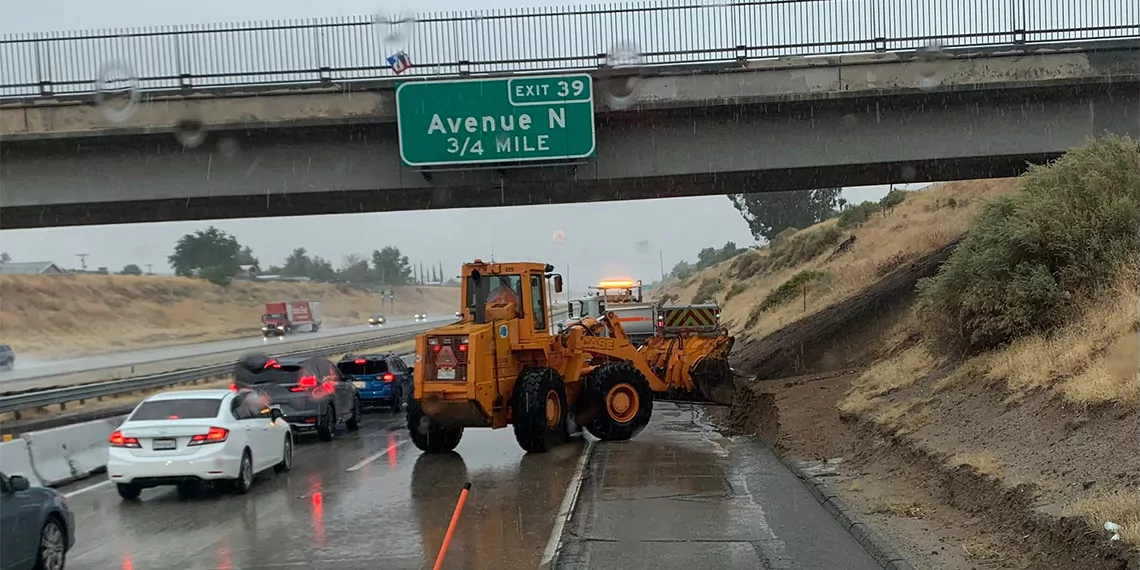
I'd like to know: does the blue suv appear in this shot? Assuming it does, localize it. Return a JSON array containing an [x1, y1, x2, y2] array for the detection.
[[335, 354, 412, 413]]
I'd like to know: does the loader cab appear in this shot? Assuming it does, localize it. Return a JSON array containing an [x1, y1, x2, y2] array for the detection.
[[461, 260, 562, 340]]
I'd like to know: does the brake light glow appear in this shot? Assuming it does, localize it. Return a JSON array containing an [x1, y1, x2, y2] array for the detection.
[[109, 431, 141, 448], [229, 383, 238, 391], [382, 373, 395, 382], [188, 427, 229, 446], [354, 358, 366, 365], [263, 358, 280, 369], [291, 375, 318, 392]]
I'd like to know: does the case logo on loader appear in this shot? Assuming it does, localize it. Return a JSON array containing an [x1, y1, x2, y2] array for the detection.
[[499, 324, 508, 338], [581, 337, 616, 350], [436, 346, 458, 380]]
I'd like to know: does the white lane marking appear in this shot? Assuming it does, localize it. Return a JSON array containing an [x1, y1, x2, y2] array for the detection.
[[346, 439, 412, 472], [540, 438, 594, 568], [64, 479, 112, 498]]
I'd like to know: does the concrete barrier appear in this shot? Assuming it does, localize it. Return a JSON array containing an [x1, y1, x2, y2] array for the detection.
[[0, 438, 43, 486], [20, 417, 119, 486]]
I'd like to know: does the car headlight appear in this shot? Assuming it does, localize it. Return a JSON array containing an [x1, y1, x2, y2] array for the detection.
[[261, 327, 268, 331], [277, 325, 285, 330]]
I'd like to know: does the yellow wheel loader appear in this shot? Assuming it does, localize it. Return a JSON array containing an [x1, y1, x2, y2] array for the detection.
[[407, 260, 735, 454]]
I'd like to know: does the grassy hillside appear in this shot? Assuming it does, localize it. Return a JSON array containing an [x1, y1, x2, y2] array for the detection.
[[657, 177, 1021, 341], [0, 275, 459, 356], [661, 135, 1140, 565]]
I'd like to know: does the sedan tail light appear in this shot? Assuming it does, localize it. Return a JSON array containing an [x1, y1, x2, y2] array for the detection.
[[382, 373, 395, 382], [188, 427, 229, 446], [109, 430, 141, 448], [291, 375, 318, 392]]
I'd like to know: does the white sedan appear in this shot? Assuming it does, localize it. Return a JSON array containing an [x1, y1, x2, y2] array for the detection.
[[107, 389, 293, 500]]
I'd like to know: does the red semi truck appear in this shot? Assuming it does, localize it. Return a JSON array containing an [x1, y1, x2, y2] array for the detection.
[[261, 301, 323, 337]]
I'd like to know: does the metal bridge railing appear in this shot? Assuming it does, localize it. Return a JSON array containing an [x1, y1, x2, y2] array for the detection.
[[1, 0, 1137, 99]]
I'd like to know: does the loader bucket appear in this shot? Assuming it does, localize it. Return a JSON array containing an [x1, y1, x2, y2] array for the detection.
[[689, 355, 735, 405], [640, 332, 736, 405]]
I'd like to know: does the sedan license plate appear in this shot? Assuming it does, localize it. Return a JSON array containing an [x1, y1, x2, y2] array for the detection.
[[153, 438, 177, 451], [352, 381, 366, 389], [437, 367, 456, 380]]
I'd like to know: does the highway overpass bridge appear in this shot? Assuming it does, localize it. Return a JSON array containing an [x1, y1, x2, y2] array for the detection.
[[0, 0, 1137, 228]]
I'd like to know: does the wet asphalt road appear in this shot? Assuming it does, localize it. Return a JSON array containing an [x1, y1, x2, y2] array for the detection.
[[553, 404, 881, 570], [0, 316, 452, 388], [58, 402, 881, 570], [60, 411, 583, 570]]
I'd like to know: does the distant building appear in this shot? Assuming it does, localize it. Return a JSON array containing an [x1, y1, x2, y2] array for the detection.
[[0, 261, 64, 275]]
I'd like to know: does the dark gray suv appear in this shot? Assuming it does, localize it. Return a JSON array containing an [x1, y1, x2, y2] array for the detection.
[[0, 345, 13, 372], [0, 471, 75, 570]]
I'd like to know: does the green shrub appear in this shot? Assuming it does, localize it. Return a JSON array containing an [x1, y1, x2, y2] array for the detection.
[[879, 188, 908, 210], [730, 251, 767, 280], [768, 225, 843, 269], [692, 278, 725, 303], [838, 201, 880, 228], [725, 282, 749, 300], [917, 135, 1140, 351], [758, 270, 831, 312]]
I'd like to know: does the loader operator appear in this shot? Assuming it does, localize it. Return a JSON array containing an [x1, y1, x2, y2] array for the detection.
[[486, 276, 522, 315]]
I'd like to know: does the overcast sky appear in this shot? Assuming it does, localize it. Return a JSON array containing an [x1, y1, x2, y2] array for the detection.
[[0, 0, 918, 288]]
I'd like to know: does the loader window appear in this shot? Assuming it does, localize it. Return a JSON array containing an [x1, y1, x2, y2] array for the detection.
[[530, 274, 546, 331], [481, 275, 523, 317]]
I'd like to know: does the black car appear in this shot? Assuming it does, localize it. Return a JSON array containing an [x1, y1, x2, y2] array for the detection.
[[335, 354, 413, 413], [233, 355, 361, 441], [0, 345, 13, 372], [367, 314, 386, 327]]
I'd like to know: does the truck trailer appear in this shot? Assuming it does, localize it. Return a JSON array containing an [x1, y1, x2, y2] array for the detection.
[[261, 301, 323, 336]]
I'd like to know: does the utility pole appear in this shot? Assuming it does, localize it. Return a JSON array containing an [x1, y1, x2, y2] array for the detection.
[[76, 253, 89, 271], [145, 263, 153, 275], [659, 249, 665, 282]]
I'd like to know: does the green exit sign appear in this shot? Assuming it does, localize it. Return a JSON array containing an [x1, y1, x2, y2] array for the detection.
[[395, 74, 596, 167]]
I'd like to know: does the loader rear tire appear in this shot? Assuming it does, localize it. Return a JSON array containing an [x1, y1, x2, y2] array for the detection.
[[407, 397, 463, 453], [585, 362, 653, 441], [512, 367, 568, 454]]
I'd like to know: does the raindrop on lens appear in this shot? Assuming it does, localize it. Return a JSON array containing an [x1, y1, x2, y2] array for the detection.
[[174, 119, 207, 148], [216, 136, 240, 158], [918, 40, 945, 91], [604, 42, 645, 110], [94, 60, 140, 123], [373, 7, 418, 46]]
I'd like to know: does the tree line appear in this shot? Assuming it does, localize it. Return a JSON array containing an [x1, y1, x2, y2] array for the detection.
[[166, 226, 446, 286]]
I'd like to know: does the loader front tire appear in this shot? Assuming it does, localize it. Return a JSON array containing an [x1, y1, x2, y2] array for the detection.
[[407, 397, 463, 453], [512, 367, 568, 453], [585, 362, 653, 441]]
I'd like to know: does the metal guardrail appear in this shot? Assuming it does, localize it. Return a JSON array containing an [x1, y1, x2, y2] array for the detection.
[[0, 328, 427, 416], [1, 0, 1136, 98]]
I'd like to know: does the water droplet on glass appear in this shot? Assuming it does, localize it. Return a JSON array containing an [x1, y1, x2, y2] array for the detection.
[[604, 42, 645, 110], [94, 60, 139, 123], [174, 119, 207, 148], [373, 7, 419, 47], [216, 136, 239, 158], [917, 41, 945, 91], [553, 230, 566, 245], [900, 164, 918, 182], [842, 114, 859, 127]]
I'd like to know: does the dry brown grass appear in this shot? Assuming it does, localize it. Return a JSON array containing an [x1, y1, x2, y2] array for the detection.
[[839, 345, 937, 414], [1070, 489, 1140, 551], [0, 274, 458, 356], [950, 452, 1003, 477], [656, 178, 1020, 339], [868, 499, 929, 519], [985, 268, 1139, 407]]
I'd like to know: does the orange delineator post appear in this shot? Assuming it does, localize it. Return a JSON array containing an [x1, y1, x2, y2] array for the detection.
[[432, 482, 472, 570]]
